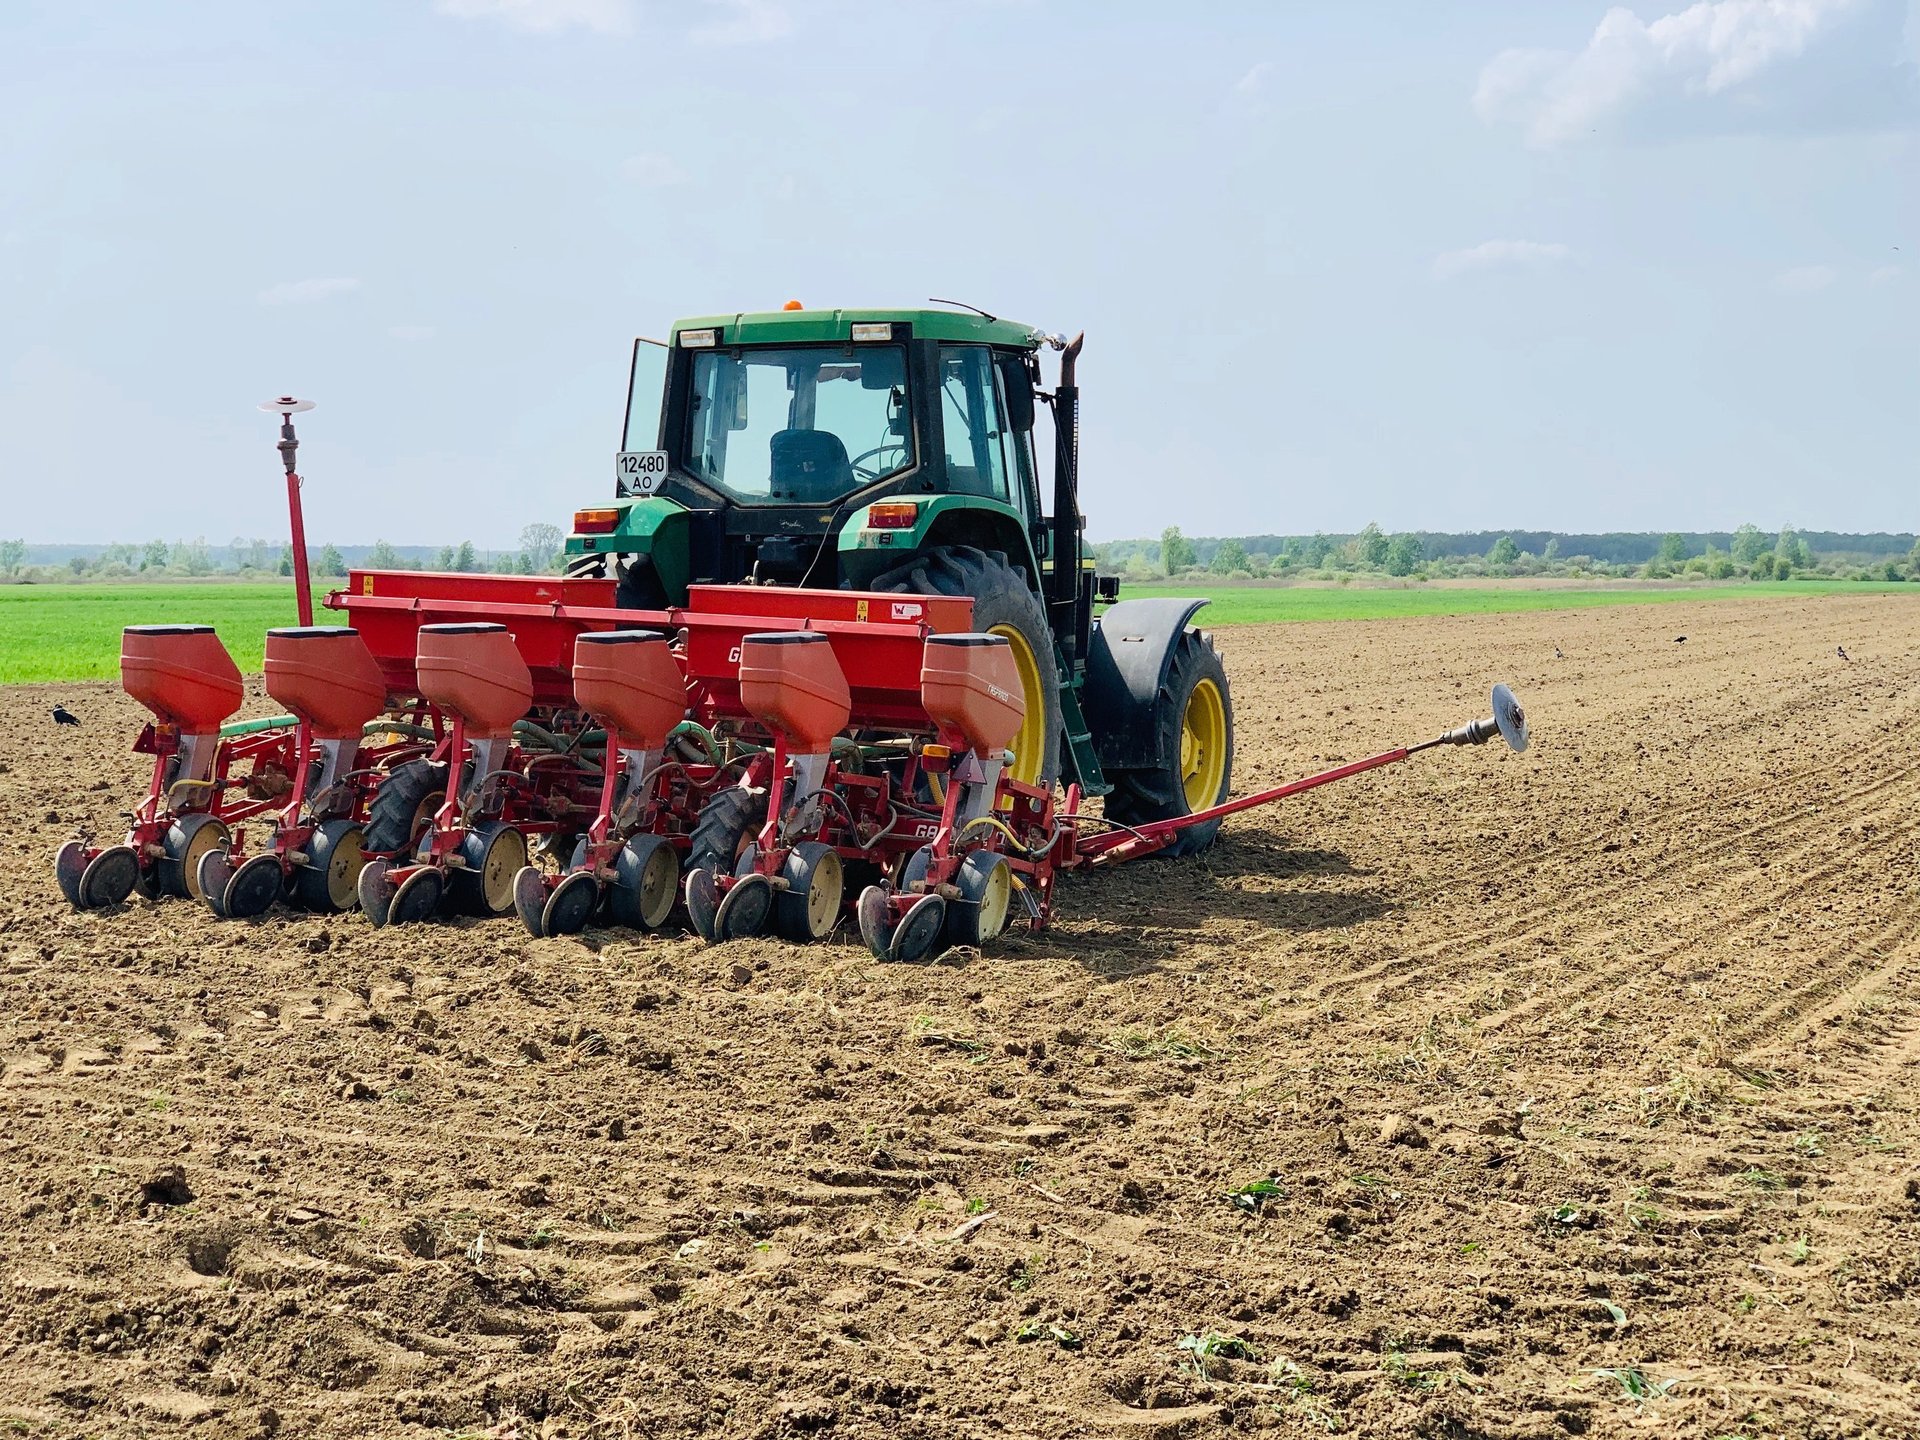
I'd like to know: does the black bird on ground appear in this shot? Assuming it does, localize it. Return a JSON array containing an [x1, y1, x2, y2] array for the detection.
[[1554, 644, 1564, 659], [1674, 636, 1687, 644], [1837, 645, 1849, 661], [51, 705, 80, 727]]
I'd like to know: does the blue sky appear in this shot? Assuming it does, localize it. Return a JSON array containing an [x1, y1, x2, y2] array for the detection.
[[1, 0, 1914, 547]]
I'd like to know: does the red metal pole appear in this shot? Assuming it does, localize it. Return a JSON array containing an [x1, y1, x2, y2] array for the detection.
[[286, 468, 313, 627], [263, 399, 318, 628], [1075, 747, 1412, 866]]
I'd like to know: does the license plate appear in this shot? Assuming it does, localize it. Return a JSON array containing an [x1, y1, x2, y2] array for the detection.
[[615, 450, 669, 496]]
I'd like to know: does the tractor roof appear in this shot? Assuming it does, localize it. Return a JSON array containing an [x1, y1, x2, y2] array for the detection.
[[670, 307, 1042, 350]]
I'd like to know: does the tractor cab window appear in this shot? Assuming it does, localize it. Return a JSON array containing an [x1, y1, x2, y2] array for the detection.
[[683, 345, 911, 506], [937, 345, 1011, 504]]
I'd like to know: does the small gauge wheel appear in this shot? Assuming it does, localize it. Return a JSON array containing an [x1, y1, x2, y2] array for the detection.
[[856, 884, 896, 960], [684, 867, 721, 942], [513, 865, 550, 937], [542, 871, 601, 936], [388, 866, 447, 925], [887, 893, 949, 964], [196, 848, 236, 918], [222, 854, 286, 919], [78, 845, 142, 910], [715, 872, 774, 941], [54, 840, 88, 906], [357, 857, 395, 927]]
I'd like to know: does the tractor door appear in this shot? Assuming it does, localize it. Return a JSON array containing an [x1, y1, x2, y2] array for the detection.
[[935, 345, 1016, 504]]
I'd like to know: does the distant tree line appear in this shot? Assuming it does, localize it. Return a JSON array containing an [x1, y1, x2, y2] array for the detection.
[[1095, 525, 1920, 585], [0, 525, 571, 584]]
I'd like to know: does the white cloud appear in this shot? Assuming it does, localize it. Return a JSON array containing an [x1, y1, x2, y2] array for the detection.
[[622, 152, 687, 187], [258, 277, 361, 306], [1771, 263, 1838, 292], [690, 0, 792, 45], [435, 0, 632, 34], [388, 324, 437, 341], [1474, 0, 1916, 146], [1225, 61, 1274, 117], [1868, 263, 1902, 284], [1234, 62, 1273, 96], [1432, 240, 1574, 280]]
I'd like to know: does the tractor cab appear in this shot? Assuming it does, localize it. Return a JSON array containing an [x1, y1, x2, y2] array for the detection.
[[571, 306, 1058, 603]]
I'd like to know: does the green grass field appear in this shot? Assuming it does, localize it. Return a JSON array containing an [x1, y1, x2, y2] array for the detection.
[[0, 578, 1909, 684], [0, 584, 336, 684], [1119, 579, 1910, 626]]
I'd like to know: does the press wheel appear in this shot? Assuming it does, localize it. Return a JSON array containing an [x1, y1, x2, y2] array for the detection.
[[946, 851, 1013, 948], [776, 842, 843, 942], [158, 813, 230, 901], [292, 821, 366, 912], [609, 832, 679, 931], [449, 822, 527, 917]]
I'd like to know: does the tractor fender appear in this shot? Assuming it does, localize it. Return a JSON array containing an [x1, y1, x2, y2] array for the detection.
[[1084, 597, 1211, 772]]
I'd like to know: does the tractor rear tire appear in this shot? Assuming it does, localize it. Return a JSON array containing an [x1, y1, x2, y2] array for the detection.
[[363, 759, 449, 856], [687, 785, 765, 877], [1103, 628, 1233, 857], [873, 544, 1060, 787]]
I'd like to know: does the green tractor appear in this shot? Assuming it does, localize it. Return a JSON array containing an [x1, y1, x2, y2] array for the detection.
[[565, 304, 1233, 853]]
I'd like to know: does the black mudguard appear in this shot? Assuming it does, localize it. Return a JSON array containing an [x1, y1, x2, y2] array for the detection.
[[1083, 597, 1211, 772]]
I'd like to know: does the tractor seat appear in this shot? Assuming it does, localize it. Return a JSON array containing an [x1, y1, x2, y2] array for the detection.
[[769, 429, 852, 503]]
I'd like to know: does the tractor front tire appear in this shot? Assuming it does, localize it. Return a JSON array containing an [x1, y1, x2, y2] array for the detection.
[[873, 545, 1060, 787], [1103, 629, 1233, 857]]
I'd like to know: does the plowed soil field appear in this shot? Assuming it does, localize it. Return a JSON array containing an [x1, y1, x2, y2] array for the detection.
[[4, 592, 1919, 1440]]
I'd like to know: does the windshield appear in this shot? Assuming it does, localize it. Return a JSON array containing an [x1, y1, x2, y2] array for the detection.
[[682, 345, 912, 505]]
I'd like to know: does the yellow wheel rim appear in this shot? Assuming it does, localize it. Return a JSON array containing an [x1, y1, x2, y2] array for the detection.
[[804, 849, 843, 938], [987, 623, 1047, 787], [480, 827, 528, 913], [639, 842, 679, 928], [179, 819, 230, 903], [325, 827, 366, 910], [1180, 677, 1227, 812]]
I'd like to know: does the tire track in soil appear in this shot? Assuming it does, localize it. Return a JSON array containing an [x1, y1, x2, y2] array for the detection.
[[1310, 743, 1920, 1034]]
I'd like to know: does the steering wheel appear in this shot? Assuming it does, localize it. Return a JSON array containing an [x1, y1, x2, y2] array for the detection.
[[849, 443, 906, 481]]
